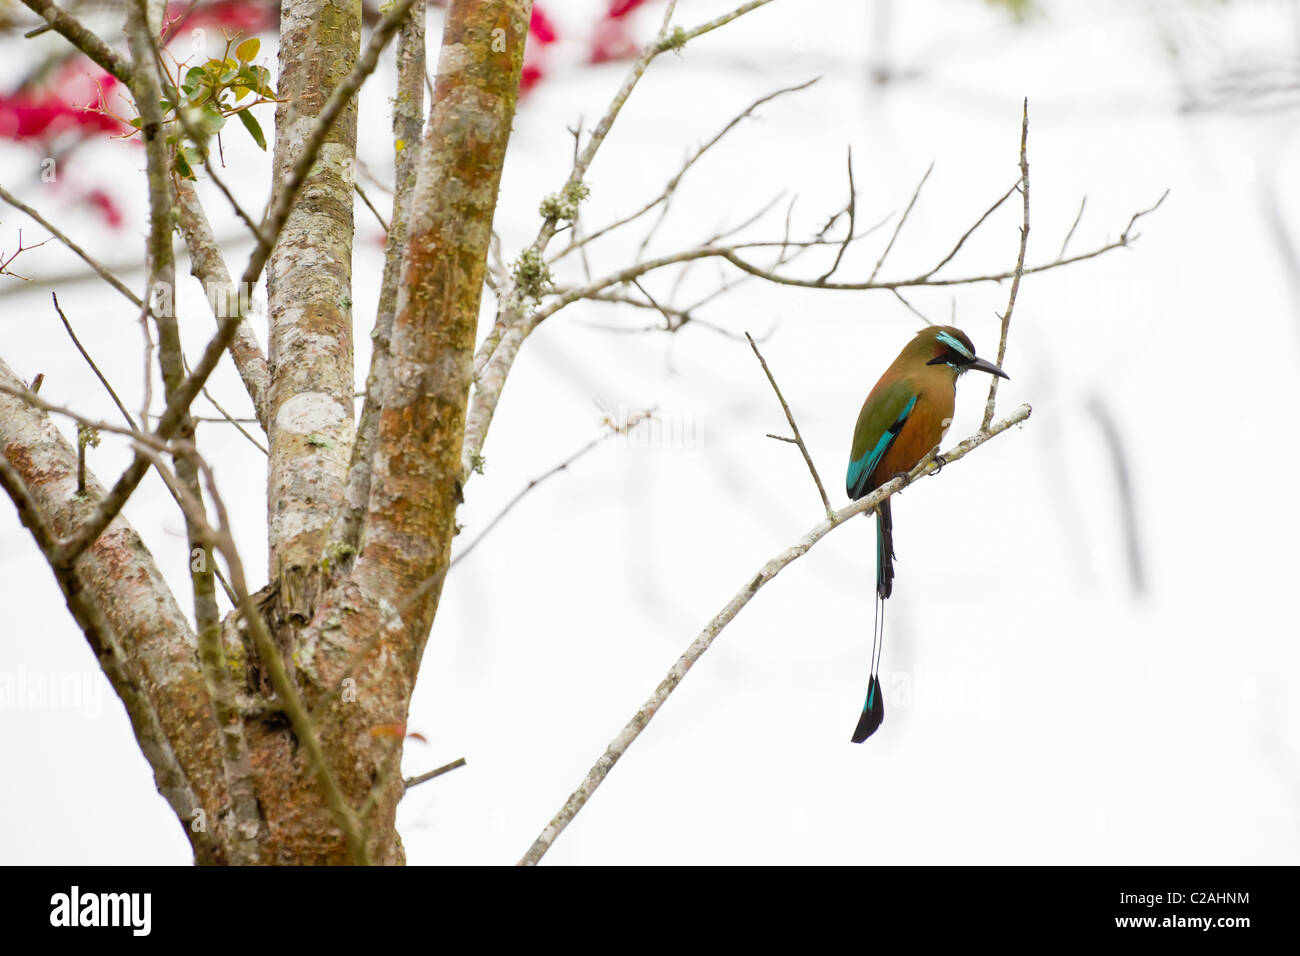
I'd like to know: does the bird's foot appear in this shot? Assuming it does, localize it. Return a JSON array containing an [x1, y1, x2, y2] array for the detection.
[[931, 452, 948, 475]]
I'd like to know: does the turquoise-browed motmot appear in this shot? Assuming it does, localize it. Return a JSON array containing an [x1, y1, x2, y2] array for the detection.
[[845, 325, 1008, 742]]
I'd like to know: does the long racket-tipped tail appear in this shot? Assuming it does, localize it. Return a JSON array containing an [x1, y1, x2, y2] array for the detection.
[[876, 498, 894, 600], [851, 672, 885, 743], [852, 502, 893, 743]]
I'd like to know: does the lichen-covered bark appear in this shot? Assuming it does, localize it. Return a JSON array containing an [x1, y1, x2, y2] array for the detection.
[[266, 0, 362, 583], [2, 0, 529, 866], [0, 359, 227, 863], [334, 0, 427, 558], [292, 0, 533, 861]]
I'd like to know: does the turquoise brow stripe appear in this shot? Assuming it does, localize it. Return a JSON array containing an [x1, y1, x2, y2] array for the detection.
[[935, 331, 972, 359]]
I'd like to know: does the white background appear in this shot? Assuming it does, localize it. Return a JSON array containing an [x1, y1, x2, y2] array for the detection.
[[1, 0, 1298, 864]]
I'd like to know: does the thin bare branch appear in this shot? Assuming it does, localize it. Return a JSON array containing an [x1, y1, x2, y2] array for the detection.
[[1059, 195, 1087, 261], [745, 332, 831, 517], [51, 293, 136, 430], [0, 184, 142, 307], [355, 180, 391, 233], [0, 229, 52, 280], [472, 0, 778, 389], [868, 162, 933, 283], [18, 0, 132, 83], [817, 147, 856, 283], [920, 181, 1018, 281], [200, 158, 271, 250], [554, 78, 819, 266], [891, 287, 936, 325], [451, 410, 653, 569], [519, 403, 1034, 865], [173, 178, 270, 426], [403, 757, 468, 791], [982, 99, 1030, 432]]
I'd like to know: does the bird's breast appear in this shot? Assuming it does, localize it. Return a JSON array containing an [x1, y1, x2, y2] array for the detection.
[[871, 388, 954, 486]]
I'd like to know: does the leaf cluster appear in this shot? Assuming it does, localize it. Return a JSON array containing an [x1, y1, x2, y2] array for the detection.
[[126, 36, 279, 179]]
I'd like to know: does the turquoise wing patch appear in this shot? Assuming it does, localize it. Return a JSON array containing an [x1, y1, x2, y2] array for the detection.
[[846, 393, 917, 499]]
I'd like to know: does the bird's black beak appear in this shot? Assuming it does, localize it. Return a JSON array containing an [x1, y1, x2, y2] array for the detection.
[[967, 355, 1009, 379]]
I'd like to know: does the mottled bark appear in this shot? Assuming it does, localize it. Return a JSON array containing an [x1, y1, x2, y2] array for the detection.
[[3, 0, 529, 865], [0, 359, 227, 864], [286, 0, 533, 861], [266, 0, 362, 585], [334, 0, 427, 559]]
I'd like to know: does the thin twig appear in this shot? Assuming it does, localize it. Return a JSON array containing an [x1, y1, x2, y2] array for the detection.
[[198, 387, 267, 455], [868, 162, 933, 283], [1058, 195, 1087, 261], [355, 180, 391, 233], [17, 0, 132, 83], [920, 181, 1018, 280], [603, 79, 817, 264], [982, 99, 1030, 432], [403, 757, 468, 790], [0, 383, 167, 448], [629, 278, 677, 329], [0, 185, 142, 306], [518, 403, 1034, 866], [181, 352, 268, 455], [464, 2, 778, 484], [745, 332, 831, 517], [891, 288, 935, 325], [200, 157, 271, 250], [173, 178, 270, 426], [817, 147, 856, 283], [51, 293, 136, 430], [0, 229, 52, 279], [451, 411, 653, 569]]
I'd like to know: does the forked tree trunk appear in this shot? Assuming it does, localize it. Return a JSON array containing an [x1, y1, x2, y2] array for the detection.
[[0, 0, 531, 864]]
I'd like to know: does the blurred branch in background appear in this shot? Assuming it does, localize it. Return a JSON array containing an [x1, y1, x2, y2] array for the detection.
[[1085, 396, 1146, 596]]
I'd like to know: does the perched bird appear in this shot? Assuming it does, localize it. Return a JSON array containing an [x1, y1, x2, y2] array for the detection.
[[845, 326, 1008, 743]]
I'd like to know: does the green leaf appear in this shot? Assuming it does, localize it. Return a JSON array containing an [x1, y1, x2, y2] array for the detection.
[[237, 109, 267, 150], [174, 150, 194, 180], [251, 66, 275, 97], [235, 37, 260, 62], [200, 106, 226, 134], [128, 116, 144, 129], [183, 66, 207, 97]]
